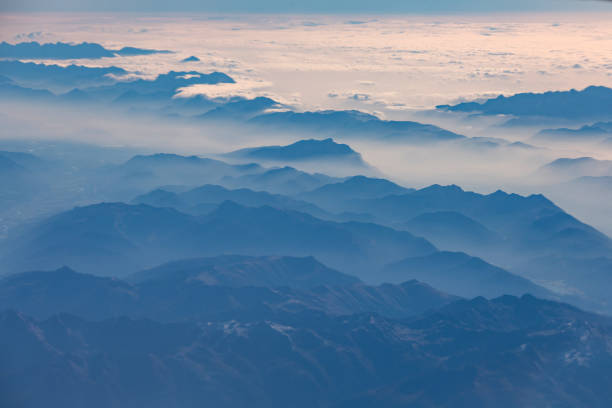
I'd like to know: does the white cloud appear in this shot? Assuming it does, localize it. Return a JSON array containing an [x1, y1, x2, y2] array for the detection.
[[2, 12, 612, 112]]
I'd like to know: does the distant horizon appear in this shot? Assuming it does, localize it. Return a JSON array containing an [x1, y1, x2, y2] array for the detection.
[[1, 0, 610, 13], [2, 9, 612, 16]]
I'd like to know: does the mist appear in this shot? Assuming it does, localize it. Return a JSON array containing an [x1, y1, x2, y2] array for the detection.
[[2, 10, 612, 408], [4, 93, 612, 235]]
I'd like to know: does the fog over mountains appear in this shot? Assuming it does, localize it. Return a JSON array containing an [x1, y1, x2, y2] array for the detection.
[[1, 15, 612, 408]]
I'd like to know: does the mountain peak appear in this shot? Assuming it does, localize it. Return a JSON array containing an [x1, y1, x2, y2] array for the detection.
[[548, 156, 597, 166], [130, 254, 360, 289], [226, 138, 365, 164], [438, 85, 612, 120], [415, 184, 465, 195]]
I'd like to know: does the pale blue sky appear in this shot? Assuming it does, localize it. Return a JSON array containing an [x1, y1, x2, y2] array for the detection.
[[1, 0, 609, 12]]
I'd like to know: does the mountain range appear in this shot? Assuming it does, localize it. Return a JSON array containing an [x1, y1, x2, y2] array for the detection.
[[437, 85, 612, 122], [537, 157, 612, 181], [199, 96, 284, 121], [536, 121, 612, 141], [2, 254, 611, 407], [0, 194, 578, 308], [290, 183, 612, 312], [0, 59, 488, 148], [0, 41, 169, 59], [2, 293, 611, 408], [132, 184, 330, 217], [2, 145, 611, 313], [221, 165, 341, 195], [296, 175, 413, 212], [248, 109, 466, 143], [225, 138, 369, 170], [382, 251, 554, 299], [0, 259, 457, 322], [0, 60, 127, 90], [322, 184, 612, 260], [0, 201, 437, 277]]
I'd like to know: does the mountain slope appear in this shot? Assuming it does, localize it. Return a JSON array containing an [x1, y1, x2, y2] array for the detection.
[[1, 201, 436, 277], [222, 166, 341, 195], [345, 184, 612, 259], [0, 41, 168, 59], [132, 184, 329, 217], [2, 294, 611, 408], [2, 203, 200, 275], [98, 154, 263, 200], [0, 267, 137, 319], [0, 263, 456, 321], [437, 85, 612, 120], [297, 175, 412, 211], [86, 70, 235, 101], [0, 60, 126, 90], [200, 96, 283, 121], [381, 251, 553, 299], [403, 211, 502, 251], [538, 157, 612, 180], [536, 121, 612, 141], [249, 109, 465, 143], [226, 138, 368, 167], [129, 255, 360, 289]]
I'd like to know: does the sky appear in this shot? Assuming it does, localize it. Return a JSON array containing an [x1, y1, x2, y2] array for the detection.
[[1, 0, 610, 13]]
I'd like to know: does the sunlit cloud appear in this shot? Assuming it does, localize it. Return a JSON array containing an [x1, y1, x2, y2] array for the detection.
[[175, 78, 298, 105], [2, 13, 612, 113]]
